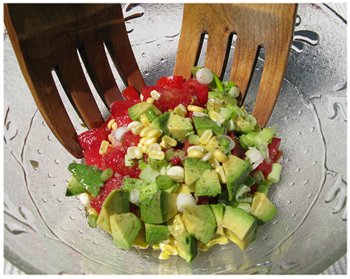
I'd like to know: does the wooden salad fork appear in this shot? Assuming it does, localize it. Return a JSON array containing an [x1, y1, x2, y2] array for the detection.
[[4, 4, 145, 158], [174, 4, 297, 127]]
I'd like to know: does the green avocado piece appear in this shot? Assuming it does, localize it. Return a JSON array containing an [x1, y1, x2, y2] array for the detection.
[[96, 189, 130, 234], [184, 157, 211, 186], [193, 116, 225, 136], [251, 192, 277, 222], [150, 112, 170, 133], [175, 233, 198, 262], [182, 205, 217, 244], [222, 206, 257, 241], [145, 223, 170, 244], [68, 163, 113, 197], [140, 191, 178, 224], [139, 183, 158, 202], [167, 113, 193, 142], [156, 175, 175, 190], [122, 177, 146, 191], [195, 169, 221, 197], [109, 212, 142, 250], [225, 227, 256, 251], [210, 204, 225, 235], [65, 176, 85, 196], [222, 155, 251, 201], [128, 101, 161, 121]]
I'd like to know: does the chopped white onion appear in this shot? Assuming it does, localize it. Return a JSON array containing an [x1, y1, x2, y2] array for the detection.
[[196, 67, 213, 85], [130, 189, 140, 204], [112, 126, 128, 142], [77, 193, 91, 206], [246, 147, 264, 170], [192, 111, 208, 117], [176, 193, 197, 212], [228, 86, 240, 98]]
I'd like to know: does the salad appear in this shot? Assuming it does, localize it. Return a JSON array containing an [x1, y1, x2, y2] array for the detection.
[[66, 67, 283, 262]]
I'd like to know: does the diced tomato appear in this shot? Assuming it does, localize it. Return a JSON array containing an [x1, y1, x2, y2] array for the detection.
[[255, 160, 273, 178], [183, 78, 209, 107], [170, 155, 182, 166], [120, 131, 141, 150], [157, 76, 184, 89], [268, 137, 281, 162], [183, 140, 192, 154], [90, 173, 124, 213], [250, 183, 258, 194], [122, 86, 140, 100], [197, 196, 210, 205], [154, 87, 193, 112], [110, 99, 140, 126], [130, 203, 141, 218], [141, 85, 163, 100]]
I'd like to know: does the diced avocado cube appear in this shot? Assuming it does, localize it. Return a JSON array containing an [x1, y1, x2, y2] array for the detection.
[[109, 212, 141, 250], [256, 181, 270, 195], [195, 169, 221, 197], [128, 101, 161, 121], [168, 214, 187, 237], [122, 177, 146, 191], [210, 204, 225, 235], [65, 176, 85, 196], [140, 191, 178, 224], [225, 227, 256, 251], [184, 157, 211, 186], [235, 116, 256, 133], [96, 189, 130, 234], [267, 163, 282, 184], [167, 113, 193, 142], [145, 223, 170, 244], [193, 116, 225, 136], [150, 112, 170, 133], [222, 155, 251, 201], [182, 205, 217, 244], [222, 206, 257, 241], [139, 183, 158, 202], [156, 175, 175, 190], [251, 192, 277, 222], [175, 233, 197, 262], [188, 134, 200, 145]]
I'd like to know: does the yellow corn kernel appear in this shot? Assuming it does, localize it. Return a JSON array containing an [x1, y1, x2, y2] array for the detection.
[[144, 137, 158, 146], [201, 152, 212, 162], [167, 166, 185, 182], [174, 104, 187, 117], [140, 144, 148, 154], [215, 165, 227, 184], [209, 157, 220, 168], [213, 149, 228, 163], [146, 97, 155, 104], [99, 140, 109, 155], [111, 123, 118, 130], [187, 105, 204, 112], [160, 140, 169, 149], [87, 207, 98, 216], [107, 119, 116, 130], [127, 146, 143, 159], [161, 244, 178, 255], [162, 135, 177, 147], [127, 121, 143, 135], [209, 110, 225, 125], [199, 129, 213, 145], [146, 128, 162, 138], [140, 114, 150, 127], [158, 250, 170, 260], [150, 90, 161, 100], [207, 235, 229, 247], [187, 149, 204, 159], [177, 184, 191, 194], [140, 126, 154, 137], [148, 150, 165, 160], [148, 143, 162, 153]]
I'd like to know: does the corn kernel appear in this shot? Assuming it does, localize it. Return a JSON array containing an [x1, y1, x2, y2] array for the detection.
[[199, 129, 213, 145], [209, 110, 225, 125], [162, 244, 178, 255], [148, 143, 162, 153], [148, 150, 165, 160], [213, 149, 228, 163], [111, 123, 118, 130], [187, 105, 204, 112], [140, 126, 154, 137], [187, 149, 204, 159], [209, 157, 220, 168], [215, 165, 227, 183], [127, 146, 143, 159], [99, 140, 109, 155], [202, 152, 212, 162], [167, 166, 185, 182], [160, 140, 168, 149], [146, 128, 162, 138], [140, 145, 148, 153], [144, 137, 158, 146], [158, 250, 170, 260], [146, 97, 155, 104], [107, 119, 116, 130], [87, 207, 98, 216], [174, 104, 187, 117], [127, 121, 143, 135], [162, 135, 177, 147], [140, 114, 150, 126], [150, 90, 161, 100]]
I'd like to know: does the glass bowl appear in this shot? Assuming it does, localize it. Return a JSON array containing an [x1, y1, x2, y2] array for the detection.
[[4, 3, 347, 274]]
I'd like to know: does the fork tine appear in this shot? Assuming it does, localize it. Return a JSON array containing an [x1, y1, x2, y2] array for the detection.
[[205, 30, 231, 77], [229, 37, 260, 104], [56, 49, 105, 129], [252, 45, 291, 127], [106, 11, 145, 92], [80, 43, 123, 108]]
